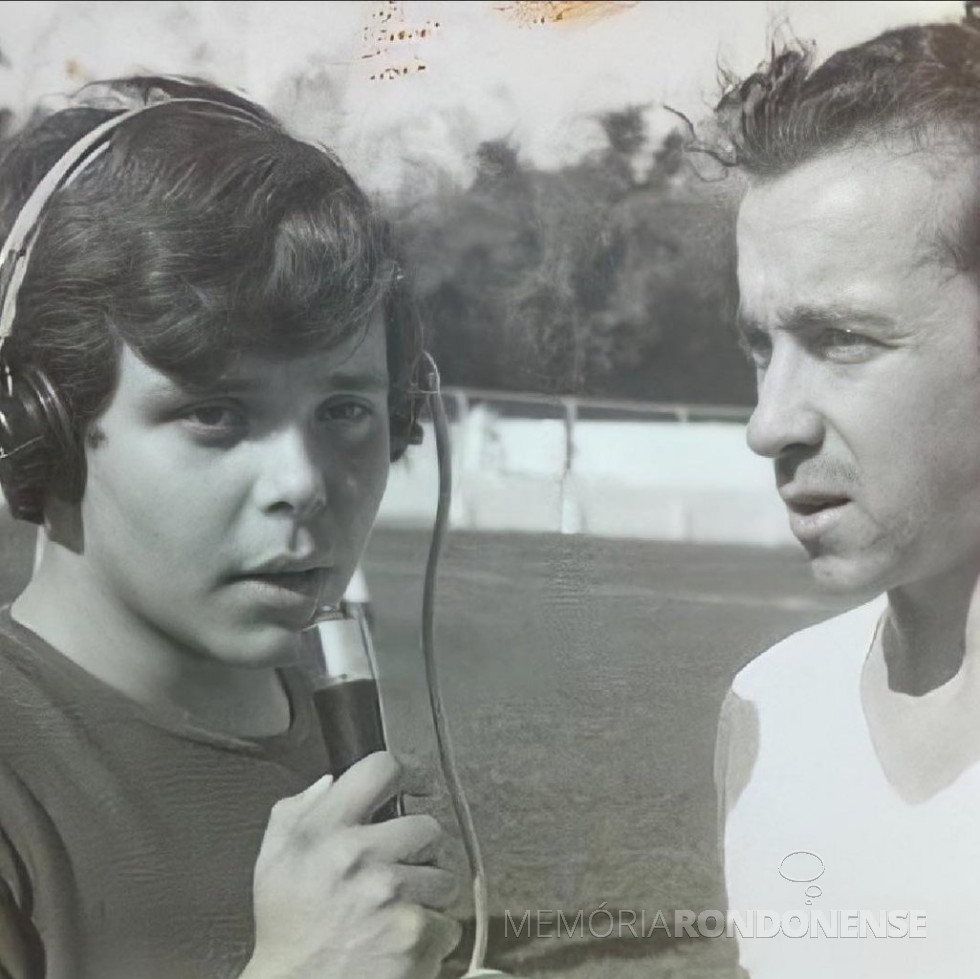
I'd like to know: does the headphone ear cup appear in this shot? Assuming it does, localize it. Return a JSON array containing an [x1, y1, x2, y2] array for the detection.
[[388, 394, 425, 463], [0, 365, 81, 523]]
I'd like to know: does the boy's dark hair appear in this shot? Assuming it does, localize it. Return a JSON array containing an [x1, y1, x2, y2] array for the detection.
[[0, 75, 421, 520]]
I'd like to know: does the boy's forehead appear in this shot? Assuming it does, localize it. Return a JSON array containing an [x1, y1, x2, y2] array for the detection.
[[118, 318, 390, 400], [213, 355, 389, 394], [217, 322, 390, 391]]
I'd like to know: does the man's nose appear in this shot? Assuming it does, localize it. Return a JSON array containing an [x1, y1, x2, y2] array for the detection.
[[254, 426, 328, 519], [746, 347, 824, 459]]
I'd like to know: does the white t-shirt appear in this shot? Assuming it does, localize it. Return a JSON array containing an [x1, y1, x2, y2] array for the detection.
[[718, 596, 980, 978]]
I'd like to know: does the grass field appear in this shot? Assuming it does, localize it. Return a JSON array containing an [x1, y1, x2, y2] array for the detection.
[[0, 516, 854, 978], [359, 527, 855, 978]]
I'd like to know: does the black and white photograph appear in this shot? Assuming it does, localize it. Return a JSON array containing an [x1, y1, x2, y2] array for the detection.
[[0, 1, 972, 977]]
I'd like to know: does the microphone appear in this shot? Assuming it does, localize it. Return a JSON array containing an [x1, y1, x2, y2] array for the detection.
[[302, 600, 516, 979], [301, 602, 399, 822], [299, 357, 522, 978]]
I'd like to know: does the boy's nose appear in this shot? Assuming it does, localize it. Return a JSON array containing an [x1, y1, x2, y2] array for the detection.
[[254, 426, 328, 519]]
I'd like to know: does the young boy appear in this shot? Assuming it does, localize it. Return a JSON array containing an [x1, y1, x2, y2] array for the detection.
[[0, 76, 459, 979]]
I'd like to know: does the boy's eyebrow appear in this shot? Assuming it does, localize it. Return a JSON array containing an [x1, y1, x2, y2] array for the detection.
[[182, 368, 391, 396], [303, 368, 391, 393]]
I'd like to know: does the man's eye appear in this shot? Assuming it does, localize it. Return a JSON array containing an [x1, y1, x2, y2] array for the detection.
[[738, 329, 772, 370], [816, 328, 876, 361]]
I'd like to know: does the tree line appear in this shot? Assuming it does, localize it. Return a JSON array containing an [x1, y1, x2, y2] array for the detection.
[[395, 106, 754, 406]]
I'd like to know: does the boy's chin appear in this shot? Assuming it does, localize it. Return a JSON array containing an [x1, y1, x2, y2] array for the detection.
[[204, 625, 307, 670]]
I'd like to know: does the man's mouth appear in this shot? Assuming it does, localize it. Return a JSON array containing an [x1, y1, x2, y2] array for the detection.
[[779, 490, 852, 542], [783, 493, 851, 516]]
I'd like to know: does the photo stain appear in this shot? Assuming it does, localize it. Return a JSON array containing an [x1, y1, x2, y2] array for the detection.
[[494, 1, 639, 28], [362, 1, 439, 82], [64, 58, 87, 81]]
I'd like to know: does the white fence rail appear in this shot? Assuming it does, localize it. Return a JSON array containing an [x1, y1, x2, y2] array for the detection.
[[379, 388, 796, 547]]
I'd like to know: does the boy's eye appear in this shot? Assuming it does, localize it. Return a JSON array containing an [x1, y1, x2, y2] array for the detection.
[[183, 404, 246, 430], [317, 401, 373, 423]]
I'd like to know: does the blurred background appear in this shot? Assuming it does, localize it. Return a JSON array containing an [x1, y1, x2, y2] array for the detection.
[[0, 2, 962, 976]]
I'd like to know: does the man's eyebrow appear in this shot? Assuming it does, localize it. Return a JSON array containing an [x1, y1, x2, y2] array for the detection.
[[736, 304, 897, 337], [734, 306, 761, 339]]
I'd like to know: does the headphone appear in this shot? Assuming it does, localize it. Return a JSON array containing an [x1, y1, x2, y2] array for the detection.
[[0, 93, 424, 524]]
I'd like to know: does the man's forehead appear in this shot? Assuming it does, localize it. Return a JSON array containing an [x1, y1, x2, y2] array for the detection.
[[735, 141, 980, 322], [738, 140, 978, 263]]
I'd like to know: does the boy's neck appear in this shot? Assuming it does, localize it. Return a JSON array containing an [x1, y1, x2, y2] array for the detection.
[[13, 542, 292, 738]]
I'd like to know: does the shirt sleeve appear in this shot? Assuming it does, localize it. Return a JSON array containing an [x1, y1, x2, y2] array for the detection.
[[713, 686, 760, 874], [0, 826, 44, 979]]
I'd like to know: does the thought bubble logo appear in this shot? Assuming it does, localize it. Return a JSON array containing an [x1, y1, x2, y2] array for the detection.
[[779, 851, 825, 905]]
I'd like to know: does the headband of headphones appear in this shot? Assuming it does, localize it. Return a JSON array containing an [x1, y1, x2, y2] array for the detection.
[[0, 90, 425, 476], [0, 97, 264, 352]]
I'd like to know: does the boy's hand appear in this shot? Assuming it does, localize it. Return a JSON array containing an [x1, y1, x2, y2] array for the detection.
[[241, 751, 461, 979]]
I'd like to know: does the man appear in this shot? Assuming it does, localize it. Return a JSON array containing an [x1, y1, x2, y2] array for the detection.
[[713, 18, 980, 977], [0, 76, 459, 978]]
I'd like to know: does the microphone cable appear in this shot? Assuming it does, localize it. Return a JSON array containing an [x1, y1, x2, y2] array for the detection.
[[419, 353, 496, 975]]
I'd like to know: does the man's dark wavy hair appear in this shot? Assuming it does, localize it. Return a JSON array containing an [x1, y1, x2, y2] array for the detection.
[[714, 19, 980, 178]]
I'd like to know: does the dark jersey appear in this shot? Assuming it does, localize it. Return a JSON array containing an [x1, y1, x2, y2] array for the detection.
[[0, 608, 330, 979]]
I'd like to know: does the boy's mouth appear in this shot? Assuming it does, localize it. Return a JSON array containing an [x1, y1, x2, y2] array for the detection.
[[246, 569, 325, 591], [232, 564, 335, 607]]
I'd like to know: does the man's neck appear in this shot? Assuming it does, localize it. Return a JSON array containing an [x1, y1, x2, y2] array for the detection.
[[883, 563, 980, 696], [859, 563, 980, 801], [13, 544, 292, 738]]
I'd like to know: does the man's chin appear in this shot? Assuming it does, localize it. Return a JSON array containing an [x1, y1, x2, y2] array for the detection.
[[805, 550, 889, 601]]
